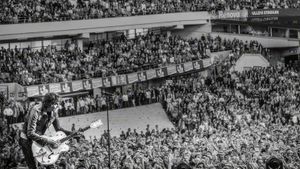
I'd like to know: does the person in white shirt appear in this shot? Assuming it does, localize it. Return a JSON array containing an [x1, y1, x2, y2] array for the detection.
[[3, 105, 14, 125], [146, 90, 151, 104], [101, 96, 107, 111], [78, 97, 86, 114], [122, 93, 129, 108]]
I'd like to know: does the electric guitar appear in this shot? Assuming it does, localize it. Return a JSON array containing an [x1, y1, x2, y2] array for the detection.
[[32, 119, 103, 165]]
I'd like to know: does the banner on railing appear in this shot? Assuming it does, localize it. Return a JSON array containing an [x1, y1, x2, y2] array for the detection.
[[156, 67, 168, 78], [248, 9, 300, 17], [50, 83, 61, 93], [212, 10, 248, 19], [192, 60, 203, 70], [176, 64, 185, 73], [24, 58, 212, 97], [61, 82, 73, 93], [137, 72, 147, 82], [102, 77, 112, 87], [38, 85, 50, 96], [0, 85, 8, 99], [82, 80, 93, 90], [72, 81, 83, 91], [92, 78, 102, 88], [117, 75, 128, 86]]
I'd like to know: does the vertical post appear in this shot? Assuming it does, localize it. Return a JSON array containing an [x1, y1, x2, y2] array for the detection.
[[177, 100, 180, 126], [286, 29, 290, 39], [213, 62, 217, 82], [298, 41, 300, 69], [106, 94, 111, 169]]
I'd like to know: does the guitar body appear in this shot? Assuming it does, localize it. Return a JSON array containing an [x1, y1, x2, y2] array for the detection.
[[32, 131, 70, 165], [31, 119, 103, 166]]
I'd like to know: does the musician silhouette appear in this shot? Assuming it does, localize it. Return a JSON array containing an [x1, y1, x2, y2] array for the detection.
[[193, 61, 200, 69], [177, 65, 184, 73], [83, 80, 91, 89], [138, 72, 146, 81], [103, 78, 111, 87], [61, 83, 70, 92], [19, 93, 73, 169], [156, 69, 163, 77], [40, 85, 49, 96]]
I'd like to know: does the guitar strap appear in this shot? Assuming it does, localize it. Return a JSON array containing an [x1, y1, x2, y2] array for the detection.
[[45, 111, 55, 131]]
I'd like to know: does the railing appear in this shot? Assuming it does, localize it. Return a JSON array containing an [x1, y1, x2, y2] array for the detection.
[[23, 57, 214, 97]]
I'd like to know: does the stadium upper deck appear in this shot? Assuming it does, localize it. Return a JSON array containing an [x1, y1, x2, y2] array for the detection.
[[1, 0, 300, 24]]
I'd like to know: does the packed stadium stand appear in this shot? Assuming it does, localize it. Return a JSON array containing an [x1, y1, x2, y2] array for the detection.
[[1, 0, 300, 24], [0, 2, 300, 169]]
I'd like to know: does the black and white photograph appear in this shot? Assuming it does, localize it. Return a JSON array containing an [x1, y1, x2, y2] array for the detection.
[[0, 0, 300, 169]]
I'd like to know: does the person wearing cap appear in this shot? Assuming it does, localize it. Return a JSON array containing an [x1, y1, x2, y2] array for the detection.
[[19, 93, 74, 169]]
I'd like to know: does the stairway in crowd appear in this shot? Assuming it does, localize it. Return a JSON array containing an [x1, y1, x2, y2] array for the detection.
[[230, 53, 270, 72], [14, 103, 173, 139]]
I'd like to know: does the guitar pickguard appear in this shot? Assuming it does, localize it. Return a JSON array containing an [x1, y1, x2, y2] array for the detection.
[[32, 131, 69, 165]]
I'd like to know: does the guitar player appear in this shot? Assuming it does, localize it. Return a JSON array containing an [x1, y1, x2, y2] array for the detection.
[[19, 93, 73, 169]]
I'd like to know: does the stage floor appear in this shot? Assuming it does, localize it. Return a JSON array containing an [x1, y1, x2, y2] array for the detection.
[[14, 103, 174, 139]]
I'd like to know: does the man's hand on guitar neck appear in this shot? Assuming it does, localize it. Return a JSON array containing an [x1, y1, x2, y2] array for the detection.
[[47, 139, 61, 149], [74, 128, 84, 137]]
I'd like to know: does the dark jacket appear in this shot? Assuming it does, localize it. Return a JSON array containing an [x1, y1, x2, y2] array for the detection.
[[22, 104, 72, 145]]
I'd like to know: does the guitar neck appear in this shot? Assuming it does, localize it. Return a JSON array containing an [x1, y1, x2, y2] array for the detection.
[[59, 126, 90, 143]]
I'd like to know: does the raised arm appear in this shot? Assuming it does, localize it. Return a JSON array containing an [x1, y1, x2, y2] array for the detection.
[[52, 113, 72, 136]]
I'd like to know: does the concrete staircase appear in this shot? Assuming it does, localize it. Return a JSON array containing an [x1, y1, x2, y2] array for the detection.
[[231, 53, 270, 72]]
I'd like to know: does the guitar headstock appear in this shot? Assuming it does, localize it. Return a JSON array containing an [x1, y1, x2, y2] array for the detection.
[[90, 119, 103, 129]]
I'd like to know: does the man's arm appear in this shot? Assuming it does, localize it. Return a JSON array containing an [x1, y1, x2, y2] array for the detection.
[[26, 109, 50, 145], [52, 114, 72, 136]]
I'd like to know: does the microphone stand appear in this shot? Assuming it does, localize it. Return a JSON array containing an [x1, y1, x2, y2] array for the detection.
[[102, 90, 113, 169]]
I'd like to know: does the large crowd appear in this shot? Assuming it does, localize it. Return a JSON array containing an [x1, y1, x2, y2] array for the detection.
[[0, 33, 265, 86], [0, 26, 298, 168], [33, 64, 300, 168], [1, 53, 300, 168], [1, 0, 300, 24], [0, 117, 25, 169], [161, 64, 300, 168]]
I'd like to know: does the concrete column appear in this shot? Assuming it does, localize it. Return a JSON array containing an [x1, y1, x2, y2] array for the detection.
[[286, 29, 290, 38], [77, 39, 83, 51], [167, 31, 171, 37]]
